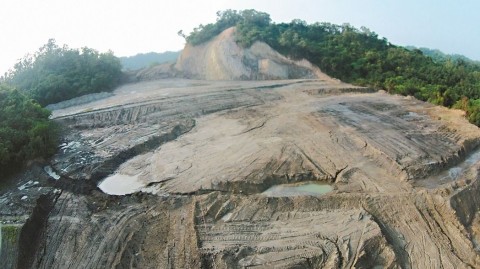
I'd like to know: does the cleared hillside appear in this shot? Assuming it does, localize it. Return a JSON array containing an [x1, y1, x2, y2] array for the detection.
[[176, 27, 331, 81]]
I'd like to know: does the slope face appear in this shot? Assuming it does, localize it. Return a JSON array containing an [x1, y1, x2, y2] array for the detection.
[[175, 27, 333, 81]]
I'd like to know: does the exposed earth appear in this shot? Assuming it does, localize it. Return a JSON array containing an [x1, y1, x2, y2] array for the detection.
[[2, 28, 480, 269]]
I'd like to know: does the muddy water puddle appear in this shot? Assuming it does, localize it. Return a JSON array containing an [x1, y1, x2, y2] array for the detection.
[[98, 174, 145, 195], [262, 182, 333, 197], [44, 166, 61, 180]]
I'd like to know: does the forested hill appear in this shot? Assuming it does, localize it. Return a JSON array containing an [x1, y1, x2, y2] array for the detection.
[[405, 46, 480, 65], [120, 51, 180, 70], [183, 9, 480, 126], [2, 39, 123, 106]]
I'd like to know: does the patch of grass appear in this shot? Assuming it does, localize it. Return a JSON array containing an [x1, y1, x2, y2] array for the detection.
[[2, 225, 20, 244]]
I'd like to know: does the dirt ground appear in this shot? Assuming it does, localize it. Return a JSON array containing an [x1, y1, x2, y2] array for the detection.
[[2, 78, 480, 268]]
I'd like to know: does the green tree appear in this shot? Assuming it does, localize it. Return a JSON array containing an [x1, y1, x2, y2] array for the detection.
[[0, 84, 58, 178], [5, 39, 123, 106]]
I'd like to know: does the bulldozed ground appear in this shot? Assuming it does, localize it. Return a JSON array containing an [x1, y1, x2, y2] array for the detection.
[[2, 78, 480, 268]]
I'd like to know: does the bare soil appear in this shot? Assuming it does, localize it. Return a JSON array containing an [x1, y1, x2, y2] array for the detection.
[[2, 78, 480, 268]]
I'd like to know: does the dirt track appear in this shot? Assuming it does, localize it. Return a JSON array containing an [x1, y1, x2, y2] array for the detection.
[[2, 78, 480, 268]]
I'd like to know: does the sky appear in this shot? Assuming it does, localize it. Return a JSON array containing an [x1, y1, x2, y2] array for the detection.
[[1, 0, 479, 74]]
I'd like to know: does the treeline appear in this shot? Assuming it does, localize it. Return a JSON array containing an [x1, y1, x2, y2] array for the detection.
[[0, 40, 123, 179], [183, 10, 480, 126], [3, 39, 123, 106]]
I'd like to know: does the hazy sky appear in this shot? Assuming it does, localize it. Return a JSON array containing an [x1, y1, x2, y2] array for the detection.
[[1, 0, 479, 74]]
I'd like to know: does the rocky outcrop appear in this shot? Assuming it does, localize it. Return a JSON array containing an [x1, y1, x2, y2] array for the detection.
[[175, 27, 333, 81]]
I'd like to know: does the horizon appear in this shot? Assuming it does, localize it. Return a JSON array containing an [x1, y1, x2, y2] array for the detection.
[[1, 0, 479, 74]]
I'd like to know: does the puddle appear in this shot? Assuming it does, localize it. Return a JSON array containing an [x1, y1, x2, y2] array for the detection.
[[98, 174, 145, 195], [60, 141, 81, 152], [18, 180, 39, 190], [221, 213, 233, 222], [44, 166, 61, 180], [262, 182, 333, 197]]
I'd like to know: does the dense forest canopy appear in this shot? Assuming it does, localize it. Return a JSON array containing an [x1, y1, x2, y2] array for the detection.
[[183, 9, 480, 126], [0, 84, 58, 179], [2, 39, 123, 106]]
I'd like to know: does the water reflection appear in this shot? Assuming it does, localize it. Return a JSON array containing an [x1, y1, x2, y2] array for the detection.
[[263, 182, 333, 197]]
